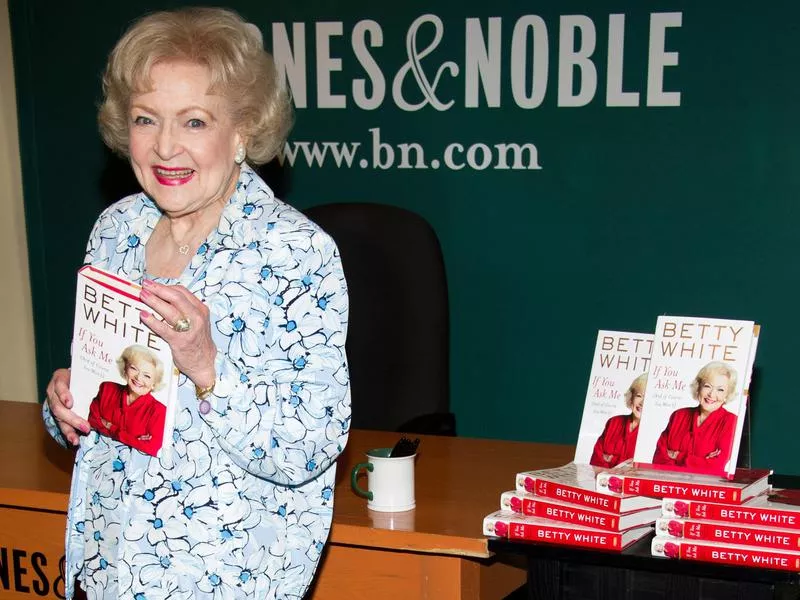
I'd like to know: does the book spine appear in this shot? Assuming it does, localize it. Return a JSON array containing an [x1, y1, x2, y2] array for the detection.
[[622, 477, 740, 503], [483, 514, 510, 537], [509, 522, 622, 550], [682, 542, 800, 572], [524, 498, 618, 532], [535, 479, 621, 513], [688, 502, 800, 530], [675, 521, 800, 551]]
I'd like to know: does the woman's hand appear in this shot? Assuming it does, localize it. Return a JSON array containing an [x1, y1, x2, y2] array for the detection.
[[45, 368, 90, 446], [139, 280, 216, 388], [603, 453, 614, 463], [705, 448, 721, 460], [667, 449, 679, 460]]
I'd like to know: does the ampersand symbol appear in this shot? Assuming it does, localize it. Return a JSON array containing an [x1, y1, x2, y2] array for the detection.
[[392, 14, 459, 111], [54, 555, 66, 600]]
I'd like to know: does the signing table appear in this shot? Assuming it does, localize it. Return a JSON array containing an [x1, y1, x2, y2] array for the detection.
[[0, 400, 574, 599]]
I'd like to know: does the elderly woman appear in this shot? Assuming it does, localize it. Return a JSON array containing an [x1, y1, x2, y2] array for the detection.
[[88, 344, 166, 456], [590, 373, 647, 468], [652, 361, 737, 473], [42, 8, 350, 600]]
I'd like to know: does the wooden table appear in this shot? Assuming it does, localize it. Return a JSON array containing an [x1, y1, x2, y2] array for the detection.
[[314, 429, 573, 599], [0, 401, 74, 599], [0, 401, 574, 599]]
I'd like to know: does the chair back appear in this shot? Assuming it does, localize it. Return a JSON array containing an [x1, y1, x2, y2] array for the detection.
[[303, 202, 454, 435]]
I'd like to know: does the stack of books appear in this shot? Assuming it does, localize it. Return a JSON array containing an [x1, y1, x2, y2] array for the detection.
[[652, 487, 800, 571], [483, 461, 659, 551], [483, 316, 770, 558]]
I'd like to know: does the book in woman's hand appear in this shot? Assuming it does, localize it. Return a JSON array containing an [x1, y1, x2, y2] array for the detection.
[[69, 265, 178, 457]]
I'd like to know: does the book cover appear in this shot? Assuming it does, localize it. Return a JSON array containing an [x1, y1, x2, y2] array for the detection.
[[573, 331, 654, 468], [483, 510, 652, 551], [651, 538, 800, 572], [516, 462, 661, 514], [655, 517, 800, 551], [662, 489, 800, 530], [69, 265, 178, 457], [500, 490, 660, 532], [596, 463, 771, 504], [633, 316, 759, 477]]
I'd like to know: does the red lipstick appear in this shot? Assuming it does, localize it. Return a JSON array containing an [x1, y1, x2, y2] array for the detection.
[[152, 166, 194, 186]]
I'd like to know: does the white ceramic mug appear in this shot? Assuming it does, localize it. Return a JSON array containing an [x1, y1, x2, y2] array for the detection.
[[351, 447, 416, 512]]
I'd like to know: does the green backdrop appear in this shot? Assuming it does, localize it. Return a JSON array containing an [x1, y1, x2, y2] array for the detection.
[[10, 1, 800, 473]]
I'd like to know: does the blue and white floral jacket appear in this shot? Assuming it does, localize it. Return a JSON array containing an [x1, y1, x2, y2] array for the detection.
[[44, 165, 351, 600]]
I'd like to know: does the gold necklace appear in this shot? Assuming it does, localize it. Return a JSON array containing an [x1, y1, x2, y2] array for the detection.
[[160, 204, 223, 257], [167, 225, 197, 256]]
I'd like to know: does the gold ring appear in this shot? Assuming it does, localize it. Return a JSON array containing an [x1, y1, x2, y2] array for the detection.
[[174, 316, 191, 333]]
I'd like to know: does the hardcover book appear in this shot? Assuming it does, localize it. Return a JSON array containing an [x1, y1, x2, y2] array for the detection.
[[662, 489, 800, 530], [483, 510, 652, 551], [655, 517, 800, 551], [516, 462, 661, 513], [633, 316, 759, 477], [573, 331, 654, 468], [596, 463, 770, 504], [651, 537, 800, 572], [69, 265, 178, 457], [500, 490, 660, 532]]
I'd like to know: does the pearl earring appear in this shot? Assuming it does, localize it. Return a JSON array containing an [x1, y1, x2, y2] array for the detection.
[[234, 145, 246, 165]]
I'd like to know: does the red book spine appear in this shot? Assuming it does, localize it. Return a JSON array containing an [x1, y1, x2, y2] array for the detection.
[[673, 520, 800, 551], [689, 502, 800, 529], [679, 542, 800, 572], [621, 477, 741, 503], [523, 498, 618, 532], [534, 479, 621, 512], [509, 522, 622, 550]]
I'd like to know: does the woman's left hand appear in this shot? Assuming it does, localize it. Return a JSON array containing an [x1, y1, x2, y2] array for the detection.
[[138, 280, 216, 388]]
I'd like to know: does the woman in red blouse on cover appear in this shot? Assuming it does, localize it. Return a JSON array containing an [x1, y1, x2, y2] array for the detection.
[[590, 373, 647, 468], [88, 345, 166, 456], [652, 361, 738, 473]]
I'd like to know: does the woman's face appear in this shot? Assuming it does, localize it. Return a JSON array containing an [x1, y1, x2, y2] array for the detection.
[[125, 357, 156, 397], [128, 60, 242, 218], [698, 372, 729, 414], [630, 392, 644, 420]]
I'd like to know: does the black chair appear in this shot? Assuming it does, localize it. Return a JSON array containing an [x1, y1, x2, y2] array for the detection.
[[303, 202, 455, 436]]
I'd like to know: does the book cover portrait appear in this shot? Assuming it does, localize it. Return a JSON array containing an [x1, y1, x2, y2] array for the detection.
[[70, 266, 176, 457], [573, 331, 654, 467], [634, 316, 757, 477]]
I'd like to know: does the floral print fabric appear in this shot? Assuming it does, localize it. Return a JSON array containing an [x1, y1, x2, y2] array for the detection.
[[43, 165, 351, 600]]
